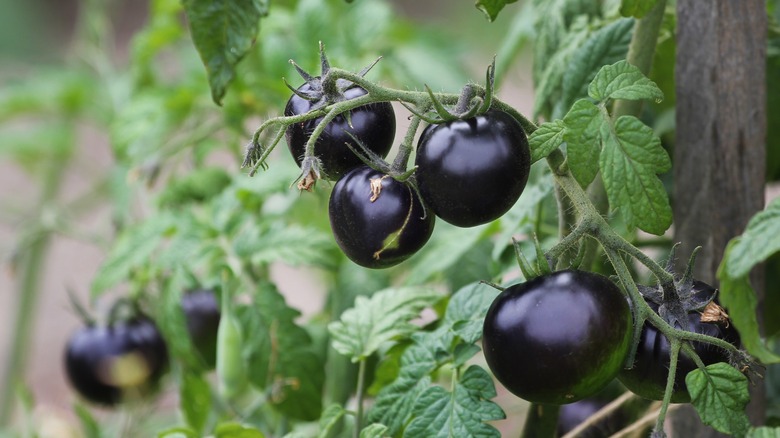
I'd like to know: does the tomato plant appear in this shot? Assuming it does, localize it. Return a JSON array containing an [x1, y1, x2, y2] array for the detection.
[[482, 270, 632, 405], [1, 0, 779, 437]]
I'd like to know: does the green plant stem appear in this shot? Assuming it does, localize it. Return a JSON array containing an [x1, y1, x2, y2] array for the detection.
[[0, 156, 66, 424], [613, 0, 668, 119], [655, 339, 681, 433], [391, 115, 424, 173], [520, 403, 560, 438], [244, 67, 537, 178], [354, 358, 367, 438]]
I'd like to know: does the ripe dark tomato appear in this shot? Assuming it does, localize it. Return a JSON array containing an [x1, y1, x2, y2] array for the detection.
[[482, 270, 632, 405], [328, 165, 434, 268], [64, 317, 169, 406], [618, 281, 740, 403], [285, 84, 396, 180], [414, 109, 531, 227], [182, 289, 221, 370]]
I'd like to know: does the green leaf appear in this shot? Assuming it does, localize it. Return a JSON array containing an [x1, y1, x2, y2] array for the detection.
[[588, 60, 664, 103], [620, 0, 658, 18], [747, 427, 780, 438], [404, 366, 504, 438], [368, 328, 454, 435], [443, 282, 501, 344], [559, 18, 634, 115], [726, 198, 780, 278], [475, 0, 518, 21], [239, 282, 325, 421], [91, 214, 175, 295], [232, 222, 337, 270], [533, 22, 591, 120], [687, 363, 751, 437], [718, 241, 780, 364], [405, 225, 486, 285], [563, 99, 603, 188], [214, 422, 266, 438], [158, 427, 199, 438], [179, 370, 212, 434], [359, 424, 389, 438], [182, 0, 268, 105], [318, 404, 347, 438], [74, 403, 101, 438], [528, 120, 565, 163], [600, 115, 672, 235], [329, 286, 442, 362]]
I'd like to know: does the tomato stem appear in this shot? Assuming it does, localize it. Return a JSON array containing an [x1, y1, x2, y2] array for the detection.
[[354, 358, 367, 438]]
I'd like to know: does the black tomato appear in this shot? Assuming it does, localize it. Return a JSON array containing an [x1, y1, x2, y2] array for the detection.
[[285, 84, 396, 180], [618, 281, 740, 403], [182, 289, 221, 370], [328, 165, 434, 268], [482, 270, 632, 405], [64, 317, 169, 406], [414, 109, 531, 227]]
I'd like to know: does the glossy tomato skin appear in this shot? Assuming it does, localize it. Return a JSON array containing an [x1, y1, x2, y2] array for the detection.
[[482, 270, 632, 405], [182, 289, 221, 370], [414, 109, 531, 227], [618, 281, 740, 403], [285, 84, 396, 180], [328, 165, 434, 268], [64, 318, 169, 406]]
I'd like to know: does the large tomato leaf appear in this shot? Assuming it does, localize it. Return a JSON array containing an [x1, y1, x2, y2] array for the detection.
[[403, 366, 504, 438], [718, 240, 780, 364], [444, 282, 501, 344], [182, 0, 268, 105], [367, 328, 453, 435], [328, 286, 442, 362], [686, 363, 751, 438], [239, 281, 325, 421], [558, 18, 634, 118]]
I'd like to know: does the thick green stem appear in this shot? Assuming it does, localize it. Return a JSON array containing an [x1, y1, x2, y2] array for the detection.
[[520, 404, 560, 438], [613, 0, 668, 119], [0, 155, 66, 423]]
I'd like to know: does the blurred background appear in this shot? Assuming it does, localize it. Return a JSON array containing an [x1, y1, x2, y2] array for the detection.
[[0, 0, 536, 435]]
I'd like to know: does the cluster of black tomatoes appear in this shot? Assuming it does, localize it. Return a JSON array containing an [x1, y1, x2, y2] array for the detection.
[[481, 270, 740, 408], [284, 83, 531, 269], [64, 289, 220, 406]]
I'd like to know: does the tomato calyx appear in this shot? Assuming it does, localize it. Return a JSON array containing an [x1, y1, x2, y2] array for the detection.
[[636, 245, 719, 330], [286, 41, 381, 111], [403, 58, 497, 125]]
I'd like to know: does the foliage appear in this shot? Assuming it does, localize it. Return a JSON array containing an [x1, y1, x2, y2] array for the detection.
[[1, 0, 778, 437]]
